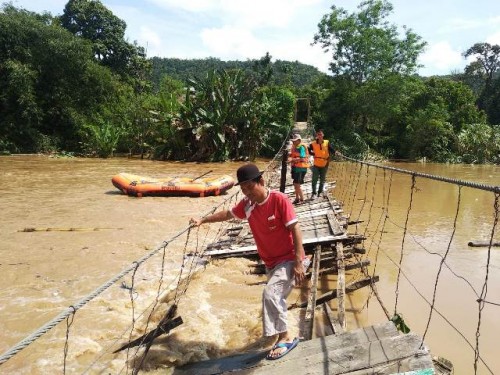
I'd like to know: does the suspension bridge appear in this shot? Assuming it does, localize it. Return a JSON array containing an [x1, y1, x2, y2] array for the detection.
[[0, 123, 498, 374]]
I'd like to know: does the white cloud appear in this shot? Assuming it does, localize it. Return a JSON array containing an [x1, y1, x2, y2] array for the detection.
[[264, 36, 331, 73], [201, 26, 264, 58], [146, 0, 215, 12], [138, 27, 162, 56], [217, 0, 319, 29], [12, 0, 497, 75], [486, 31, 500, 45], [419, 41, 464, 74], [147, 0, 323, 28]]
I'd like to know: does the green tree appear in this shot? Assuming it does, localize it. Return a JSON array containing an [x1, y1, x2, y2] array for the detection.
[[486, 77, 500, 125], [458, 123, 500, 163], [405, 106, 456, 162], [310, 0, 427, 159], [464, 43, 500, 89], [409, 78, 485, 133], [313, 0, 426, 83], [59, 0, 150, 85], [149, 57, 326, 90], [399, 78, 485, 161], [249, 86, 295, 158], [463, 43, 500, 124], [0, 4, 138, 154], [252, 52, 274, 86], [82, 120, 122, 157]]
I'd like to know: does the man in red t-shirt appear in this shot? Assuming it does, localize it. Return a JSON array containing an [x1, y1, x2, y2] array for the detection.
[[190, 163, 308, 360]]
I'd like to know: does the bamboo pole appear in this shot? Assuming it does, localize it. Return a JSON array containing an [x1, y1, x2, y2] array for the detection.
[[19, 227, 123, 232]]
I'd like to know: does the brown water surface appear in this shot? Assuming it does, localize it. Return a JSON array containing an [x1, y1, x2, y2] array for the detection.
[[0, 156, 499, 374]]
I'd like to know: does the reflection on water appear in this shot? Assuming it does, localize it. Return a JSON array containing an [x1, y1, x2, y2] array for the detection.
[[0, 156, 499, 374]]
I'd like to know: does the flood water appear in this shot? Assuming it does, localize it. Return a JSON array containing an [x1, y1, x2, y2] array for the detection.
[[0, 155, 499, 374]]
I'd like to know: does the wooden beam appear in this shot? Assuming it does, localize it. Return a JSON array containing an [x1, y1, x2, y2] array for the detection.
[[200, 234, 350, 258], [322, 302, 344, 335], [336, 242, 346, 330], [468, 241, 500, 247], [327, 212, 344, 236], [280, 147, 287, 193], [303, 245, 321, 340], [114, 307, 182, 353], [292, 276, 379, 308], [305, 259, 371, 277]]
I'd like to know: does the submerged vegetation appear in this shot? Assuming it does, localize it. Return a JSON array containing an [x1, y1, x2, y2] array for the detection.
[[1, 0, 499, 163]]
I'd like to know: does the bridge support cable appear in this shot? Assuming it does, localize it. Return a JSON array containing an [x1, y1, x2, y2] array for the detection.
[[337, 156, 498, 374]]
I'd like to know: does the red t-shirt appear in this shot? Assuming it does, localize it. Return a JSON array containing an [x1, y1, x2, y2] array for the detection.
[[231, 190, 298, 268]]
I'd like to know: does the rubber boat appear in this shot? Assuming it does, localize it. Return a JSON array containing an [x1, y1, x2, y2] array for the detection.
[[112, 172, 235, 197]]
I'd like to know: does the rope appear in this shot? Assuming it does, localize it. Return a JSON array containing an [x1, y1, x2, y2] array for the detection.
[[355, 164, 370, 231], [63, 306, 76, 375], [340, 157, 497, 374], [422, 186, 462, 342], [474, 192, 499, 374], [125, 261, 140, 372], [394, 174, 416, 313], [372, 227, 494, 372], [348, 163, 364, 224]]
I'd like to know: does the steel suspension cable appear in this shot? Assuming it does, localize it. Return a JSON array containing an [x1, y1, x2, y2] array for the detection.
[[341, 156, 500, 194]]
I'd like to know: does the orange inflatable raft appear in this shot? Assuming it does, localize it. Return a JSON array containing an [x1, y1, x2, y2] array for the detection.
[[111, 173, 235, 197]]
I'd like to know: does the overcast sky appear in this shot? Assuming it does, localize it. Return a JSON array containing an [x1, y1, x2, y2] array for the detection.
[[9, 0, 500, 76]]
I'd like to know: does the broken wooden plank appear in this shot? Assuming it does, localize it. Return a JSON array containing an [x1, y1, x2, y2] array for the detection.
[[114, 305, 182, 353], [322, 302, 344, 335], [303, 246, 321, 340], [200, 234, 350, 258], [292, 276, 379, 308], [327, 211, 344, 235]]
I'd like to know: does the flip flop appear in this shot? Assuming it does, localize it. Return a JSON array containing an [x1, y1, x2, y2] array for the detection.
[[266, 337, 299, 360]]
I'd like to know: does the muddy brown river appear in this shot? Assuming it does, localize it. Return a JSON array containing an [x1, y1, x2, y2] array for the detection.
[[0, 155, 499, 374]]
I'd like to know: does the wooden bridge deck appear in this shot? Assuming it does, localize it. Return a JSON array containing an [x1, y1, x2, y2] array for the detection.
[[173, 321, 435, 375], [171, 125, 449, 374]]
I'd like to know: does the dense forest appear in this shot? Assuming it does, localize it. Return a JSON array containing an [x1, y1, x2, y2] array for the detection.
[[149, 57, 327, 90], [1, 0, 499, 163]]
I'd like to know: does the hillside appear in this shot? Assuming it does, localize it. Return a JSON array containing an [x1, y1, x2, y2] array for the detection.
[[149, 57, 328, 90]]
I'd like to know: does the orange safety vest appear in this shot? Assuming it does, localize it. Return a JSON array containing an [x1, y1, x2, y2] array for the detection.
[[310, 140, 330, 168], [290, 144, 310, 168]]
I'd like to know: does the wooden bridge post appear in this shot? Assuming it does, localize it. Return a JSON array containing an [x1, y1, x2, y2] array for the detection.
[[336, 242, 346, 330], [280, 146, 288, 193], [303, 245, 321, 340]]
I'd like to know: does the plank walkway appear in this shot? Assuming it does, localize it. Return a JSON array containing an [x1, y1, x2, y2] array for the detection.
[[173, 321, 435, 374], [171, 124, 450, 375]]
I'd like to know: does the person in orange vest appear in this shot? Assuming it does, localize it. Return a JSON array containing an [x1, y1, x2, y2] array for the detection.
[[288, 134, 309, 204], [308, 129, 336, 199]]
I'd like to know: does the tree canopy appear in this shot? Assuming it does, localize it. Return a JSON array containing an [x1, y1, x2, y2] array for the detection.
[[1, 1, 498, 164], [313, 0, 426, 83], [149, 56, 327, 91], [59, 0, 149, 85]]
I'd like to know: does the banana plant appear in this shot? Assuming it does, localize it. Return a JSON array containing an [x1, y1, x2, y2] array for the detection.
[[180, 69, 259, 161]]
